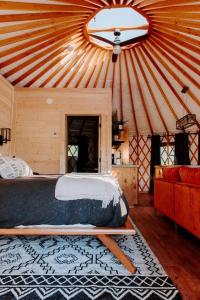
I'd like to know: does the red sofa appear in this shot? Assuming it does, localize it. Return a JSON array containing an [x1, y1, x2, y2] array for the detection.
[[154, 166, 200, 238]]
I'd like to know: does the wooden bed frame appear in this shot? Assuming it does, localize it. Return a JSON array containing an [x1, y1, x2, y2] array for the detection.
[[0, 216, 136, 273]]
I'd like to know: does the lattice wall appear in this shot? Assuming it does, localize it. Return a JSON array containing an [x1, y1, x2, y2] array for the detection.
[[129, 135, 151, 192], [129, 133, 199, 193], [189, 134, 199, 165]]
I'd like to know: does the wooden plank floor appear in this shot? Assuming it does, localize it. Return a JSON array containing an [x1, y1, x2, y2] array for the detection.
[[130, 205, 200, 300]]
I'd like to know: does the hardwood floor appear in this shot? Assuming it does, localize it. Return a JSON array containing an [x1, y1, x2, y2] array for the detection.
[[130, 204, 200, 300]]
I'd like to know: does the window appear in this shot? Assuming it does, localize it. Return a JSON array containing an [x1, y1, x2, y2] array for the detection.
[[68, 145, 79, 158], [161, 142, 175, 165], [86, 7, 149, 49]]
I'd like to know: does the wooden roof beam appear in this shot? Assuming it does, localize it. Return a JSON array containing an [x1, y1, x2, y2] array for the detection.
[[141, 43, 192, 114], [152, 19, 200, 29], [144, 4, 200, 12], [152, 26, 200, 48], [139, 0, 200, 9], [118, 55, 123, 121], [87, 25, 149, 33], [149, 12, 200, 19], [64, 45, 95, 87], [124, 51, 139, 135], [111, 57, 116, 99], [0, 27, 82, 58], [0, 16, 85, 35], [40, 46, 95, 88], [3, 29, 82, 77], [137, 47, 178, 120], [151, 35, 200, 77], [102, 52, 111, 88], [133, 48, 169, 133], [84, 49, 104, 88], [129, 50, 153, 134], [152, 30, 200, 56], [0, 12, 88, 22], [75, 47, 99, 88], [93, 51, 107, 88], [40, 41, 90, 87], [27, 36, 84, 86], [153, 22, 200, 37], [54, 0, 103, 8], [41, 46, 96, 88], [153, 32, 200, 66], [10, 36, 85, 85], [0, 20, 83, 47], [0, 1, 93, 12], [0, 31, 82, 68], [53, 42, 91, 87], [147, 39, 200, 106], [25, 41, 88, 87]]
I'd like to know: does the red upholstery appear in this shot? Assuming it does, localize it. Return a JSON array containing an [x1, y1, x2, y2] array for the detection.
[[174, 184, 195, 234], [163, 167, 181, 182], [154, 167, 200, 238], [154, 179, 175, 220], [179, 166, 200, 185]]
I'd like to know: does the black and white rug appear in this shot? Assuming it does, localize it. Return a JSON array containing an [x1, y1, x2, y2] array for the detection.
[[0, 227, 182, 300]]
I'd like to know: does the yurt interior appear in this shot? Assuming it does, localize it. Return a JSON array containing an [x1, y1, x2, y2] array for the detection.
[[0, 1, 199, 299]]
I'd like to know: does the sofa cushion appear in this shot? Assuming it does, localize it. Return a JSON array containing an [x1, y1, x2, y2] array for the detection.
[[162, 167, 181, 182], [179, 166, 200, 185]]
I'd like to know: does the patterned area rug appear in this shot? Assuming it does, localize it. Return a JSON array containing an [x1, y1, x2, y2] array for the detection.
[[0, 227, 182, 300]]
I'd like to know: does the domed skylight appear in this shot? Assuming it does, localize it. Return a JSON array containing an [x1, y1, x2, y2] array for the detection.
[[86, 7, 149, 49]]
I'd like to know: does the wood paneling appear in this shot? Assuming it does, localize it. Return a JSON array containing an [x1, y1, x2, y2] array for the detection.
[[0, 75, 14, 155], [112, 165, 138, 206], [13, 88, 112, 174]]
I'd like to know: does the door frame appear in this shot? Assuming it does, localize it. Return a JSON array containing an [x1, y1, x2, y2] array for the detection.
[[65, 114, 101, 173]]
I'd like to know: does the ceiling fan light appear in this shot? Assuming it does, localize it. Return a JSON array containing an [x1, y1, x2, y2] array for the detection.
[[113, 45, 121, 55]]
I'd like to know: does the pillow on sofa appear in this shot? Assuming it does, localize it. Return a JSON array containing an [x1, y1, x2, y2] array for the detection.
[[179, 166, 200, 185], [0, 155, 33, 179], [162, 167, 181, 182]]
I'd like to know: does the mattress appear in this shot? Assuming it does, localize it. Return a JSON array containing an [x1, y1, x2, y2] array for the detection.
[[0, 175, 128, 228]]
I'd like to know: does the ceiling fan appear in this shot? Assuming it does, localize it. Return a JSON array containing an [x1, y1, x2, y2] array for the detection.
[[89, 29, 149, 63]]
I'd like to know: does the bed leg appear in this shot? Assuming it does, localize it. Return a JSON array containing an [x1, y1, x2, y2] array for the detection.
[[97, 234, 137, 273]]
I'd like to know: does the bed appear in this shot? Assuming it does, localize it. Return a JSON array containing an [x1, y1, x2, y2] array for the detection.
[[0, 174, 136, 273]]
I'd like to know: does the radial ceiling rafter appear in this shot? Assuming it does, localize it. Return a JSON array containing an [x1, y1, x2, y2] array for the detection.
[[0, 0, 199, 135]]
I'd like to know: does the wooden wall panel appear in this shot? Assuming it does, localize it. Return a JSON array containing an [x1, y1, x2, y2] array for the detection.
[[0, 75, 14, 155], [13, 88, 112, 174]]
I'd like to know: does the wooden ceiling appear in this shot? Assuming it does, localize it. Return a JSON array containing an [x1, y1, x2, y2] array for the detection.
[[0, 0, 199, 135]]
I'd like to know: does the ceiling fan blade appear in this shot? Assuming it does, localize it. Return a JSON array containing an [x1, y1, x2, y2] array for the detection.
[[112, 53, 118, 63], [89, 34, 115, 46], [120, 33, 149, 47]]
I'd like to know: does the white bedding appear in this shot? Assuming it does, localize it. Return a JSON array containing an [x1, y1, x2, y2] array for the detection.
[[55, 173, 127, 216]]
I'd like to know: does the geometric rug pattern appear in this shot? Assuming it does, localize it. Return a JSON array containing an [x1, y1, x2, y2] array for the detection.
[[0, 227, 182, 300]]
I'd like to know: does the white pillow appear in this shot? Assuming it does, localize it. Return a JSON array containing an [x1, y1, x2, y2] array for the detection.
[[0, 155, 33, 179]]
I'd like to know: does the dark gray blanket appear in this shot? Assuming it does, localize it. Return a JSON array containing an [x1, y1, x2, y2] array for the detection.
[[0, 176, 128, 228]]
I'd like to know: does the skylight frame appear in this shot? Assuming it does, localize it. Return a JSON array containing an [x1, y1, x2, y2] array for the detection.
[[84, 5, 151, 50]]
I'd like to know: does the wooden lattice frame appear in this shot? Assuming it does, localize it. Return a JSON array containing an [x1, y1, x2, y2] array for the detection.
[[130, 133, 199, 192]]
